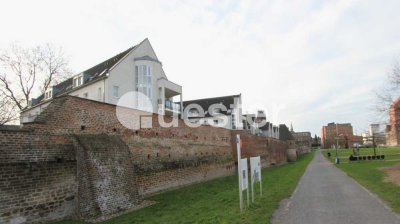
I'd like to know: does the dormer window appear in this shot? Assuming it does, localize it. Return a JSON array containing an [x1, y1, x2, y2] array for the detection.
[[73, 74, 84, 88], [44, 88, 53, 100]]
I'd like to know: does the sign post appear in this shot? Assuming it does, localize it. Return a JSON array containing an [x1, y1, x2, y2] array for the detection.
[[236, 134, 243, 212], [250, 156, 262, 202], [237, 134, 250, 211], [240, 158, 250, 207]]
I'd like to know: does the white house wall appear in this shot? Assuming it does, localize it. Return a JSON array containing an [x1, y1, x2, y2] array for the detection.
[[20, 101, 51, 123], [107, 39, 168, 112], [68, 79, 107, 102]]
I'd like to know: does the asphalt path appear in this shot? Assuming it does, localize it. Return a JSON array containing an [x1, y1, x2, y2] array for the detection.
[[272, 150, 400, 224]]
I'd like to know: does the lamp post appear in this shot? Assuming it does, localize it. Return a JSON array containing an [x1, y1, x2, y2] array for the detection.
[[372, 134, 377, 156], [335, 124, 338, 158], [334, 123, 345, 164]]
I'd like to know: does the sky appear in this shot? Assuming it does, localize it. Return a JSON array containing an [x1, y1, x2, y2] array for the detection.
[[1, 0, 400, 136]]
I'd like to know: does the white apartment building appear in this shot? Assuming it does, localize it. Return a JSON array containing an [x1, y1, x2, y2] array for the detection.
[[21, 39, 182, 123]]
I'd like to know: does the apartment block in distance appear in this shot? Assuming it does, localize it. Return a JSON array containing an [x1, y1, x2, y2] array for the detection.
[[321, 122, 362, 148]]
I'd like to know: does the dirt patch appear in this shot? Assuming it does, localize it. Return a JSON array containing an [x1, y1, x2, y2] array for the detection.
[[381, 164, 400, 186]]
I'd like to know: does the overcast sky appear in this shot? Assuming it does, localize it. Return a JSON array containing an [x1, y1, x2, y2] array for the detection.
[[1, 0, 400, 136]]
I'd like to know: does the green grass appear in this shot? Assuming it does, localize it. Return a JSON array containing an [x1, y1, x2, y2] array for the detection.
[[322, 147, 400, 213], [322, 147, 400, 162], [55, 152, 315, 224]]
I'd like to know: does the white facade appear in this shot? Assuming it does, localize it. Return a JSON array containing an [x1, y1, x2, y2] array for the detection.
[[21, 39, 182, 123]]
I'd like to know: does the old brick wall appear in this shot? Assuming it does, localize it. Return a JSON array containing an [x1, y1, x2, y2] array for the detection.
[[24, 96, 237, 197], [231, 130, 288, 167], [1, 96, 290, 222], [73, 134, 139, 221], [0, 130, 77, 224]]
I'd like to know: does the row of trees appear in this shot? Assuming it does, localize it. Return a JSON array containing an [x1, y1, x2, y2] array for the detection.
[[0, 43, 71, 125]]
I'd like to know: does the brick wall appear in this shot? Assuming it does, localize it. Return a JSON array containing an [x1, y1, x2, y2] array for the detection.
[[0, 130, 77, 224], [26, 96, 238, 198], [73, 135, 139, 221], [231, 130, 288, 167], [1, 96, 291, 223]]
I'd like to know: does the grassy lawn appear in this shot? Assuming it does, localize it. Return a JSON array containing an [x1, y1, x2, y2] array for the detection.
[[55, 151, 314, 224], [322, 147, 400, 213]]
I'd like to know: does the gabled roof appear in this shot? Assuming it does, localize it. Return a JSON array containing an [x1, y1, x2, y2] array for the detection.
[[182, 94, 241, 117], [30, 41, 142, 107]]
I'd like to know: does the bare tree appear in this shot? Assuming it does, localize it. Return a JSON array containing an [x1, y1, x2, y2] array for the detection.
[[40, 44, 71, 93], [0, 93, 18, 125], [0, 43, 71, 121], [374, 59, 400, 120]]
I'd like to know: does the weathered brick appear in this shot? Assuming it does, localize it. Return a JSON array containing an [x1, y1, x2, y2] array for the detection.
[[0, 96, 290, 223]]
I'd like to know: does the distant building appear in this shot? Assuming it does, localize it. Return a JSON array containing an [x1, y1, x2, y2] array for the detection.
[[363, 124, 386, 146], [292, 132, 311, 147], [278, 124, 293, 141], [242, 111, 279, 138], [362, 131, 373, 146], [290, 124, 312, 154], [182, 94, 242, 130], [279, 124, 295, 145], [386, 97, 400, 146], [258, 122, 280, 139], [321, 122, 363, 148], [311, 135, 321, 147]]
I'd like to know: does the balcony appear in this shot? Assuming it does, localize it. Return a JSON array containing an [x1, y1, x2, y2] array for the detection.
[[164, 100, 181, 113], [157, 77, 182, 116]]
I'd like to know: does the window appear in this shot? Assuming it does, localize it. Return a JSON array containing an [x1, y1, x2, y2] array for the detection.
[[98, 87, 102, 101], [73, 74, 84, 88], [83, 93, 88, 98], [135, 65, 152, 99], [112, 86, 119, 98], [44, 89, 52, 100]]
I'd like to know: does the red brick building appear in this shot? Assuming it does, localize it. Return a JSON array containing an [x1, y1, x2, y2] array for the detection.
[[321, 122, 362, 148], [386, 97, 400, 146]]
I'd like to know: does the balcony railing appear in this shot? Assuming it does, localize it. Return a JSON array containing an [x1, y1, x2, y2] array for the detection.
[[165, 100, 181, 112]]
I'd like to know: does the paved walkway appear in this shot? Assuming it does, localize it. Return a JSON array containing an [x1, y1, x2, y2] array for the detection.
[[272, 150, 400, 224]]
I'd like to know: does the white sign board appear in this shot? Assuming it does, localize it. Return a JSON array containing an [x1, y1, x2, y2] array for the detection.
[[250, 156, 262, 201], [250, 156, 261, 183], [240, 158, 248, 190]]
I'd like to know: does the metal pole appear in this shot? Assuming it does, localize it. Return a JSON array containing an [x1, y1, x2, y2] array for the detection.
[[336, 124, 338, 156], [251, 172, 254, 202], [335, 124, 339, 164], [236, 134, 243, 212], [247, 183, 250, 207], [373, 135, 376, 156]]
